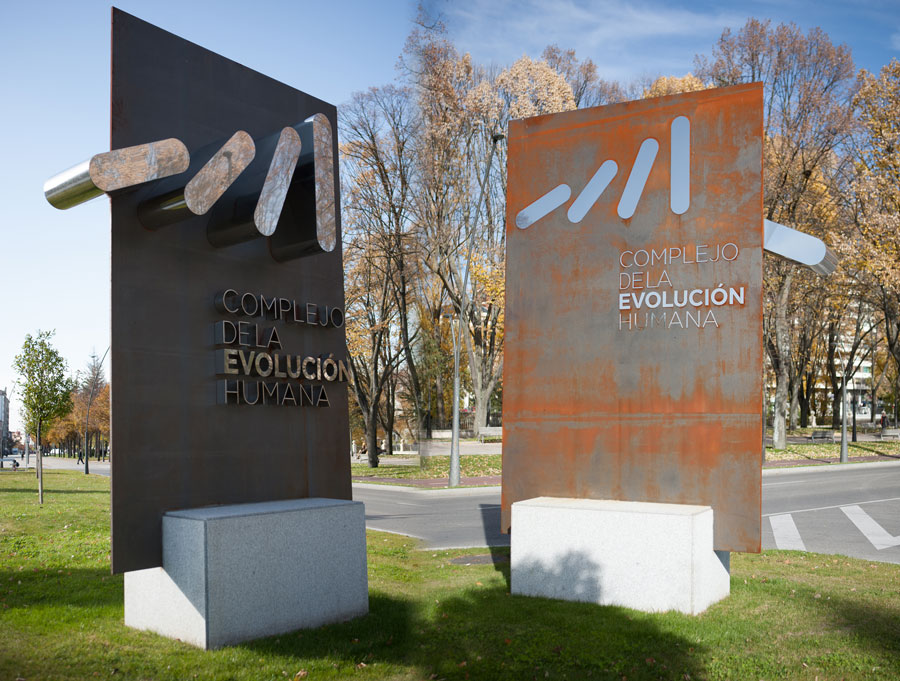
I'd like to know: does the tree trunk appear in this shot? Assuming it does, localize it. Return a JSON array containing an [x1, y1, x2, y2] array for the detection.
[[799, 380, 810, 428], [832, 388, 843, 430], [771, 273, 793, 450], [37, 420, 43, 505], [789, 376, 800, 431], [435, 374, 445, 427], [472, 384, 493, 434], [366, 410, 380, 468]]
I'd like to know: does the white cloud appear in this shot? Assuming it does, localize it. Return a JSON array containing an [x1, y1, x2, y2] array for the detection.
[[433, 0, 748, 81], [891, 31, 900, 50]]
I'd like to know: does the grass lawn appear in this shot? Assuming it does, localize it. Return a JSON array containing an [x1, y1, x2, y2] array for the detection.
[[1, 470, 899, 680], [351, 455, 502, 480], [765, 441, 900, 462]]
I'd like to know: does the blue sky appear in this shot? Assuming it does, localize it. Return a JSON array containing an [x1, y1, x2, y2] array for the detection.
[[0, 0, 897, 432]]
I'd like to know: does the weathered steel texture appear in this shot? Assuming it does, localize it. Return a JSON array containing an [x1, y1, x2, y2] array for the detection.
[[110, 9, 350, 574], [44, 138, 190, 209], [502, 84, 764, 553]]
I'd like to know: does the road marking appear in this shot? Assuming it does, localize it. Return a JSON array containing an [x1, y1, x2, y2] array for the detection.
[[762, 496, 900, 517], [840, 505, 900, 550], [770, 513, 806, 550]]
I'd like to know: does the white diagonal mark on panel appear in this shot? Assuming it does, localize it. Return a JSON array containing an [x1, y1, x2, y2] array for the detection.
[[516, 184, 571, 229], [670, 116, 690, 215], [567, 160, 617, 223], [617, 138, 658, 219], [840, 505, 900, 550], [770, 513, 806, 551]]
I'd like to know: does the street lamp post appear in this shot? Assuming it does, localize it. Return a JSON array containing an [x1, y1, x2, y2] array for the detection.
[[851, 391, 858, 443], [449, 316, 461, 488], [840, 374, 849, 464]]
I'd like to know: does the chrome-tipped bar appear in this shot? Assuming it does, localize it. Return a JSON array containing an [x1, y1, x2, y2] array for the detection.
[[763, 219, 838, 276], [44, 138, 189, 210], [269, 113, 337, 261], [138, 131, 255, 230], [206, 114, 337, 259], [206, 126, 303, 248]]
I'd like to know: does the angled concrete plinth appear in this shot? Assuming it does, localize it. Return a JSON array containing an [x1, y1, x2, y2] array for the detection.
[[125, 498, 368, 649], [511, 497, 730, 615]]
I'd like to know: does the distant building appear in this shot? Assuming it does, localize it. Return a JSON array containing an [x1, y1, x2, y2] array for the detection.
[[0, 389, 9, 455]]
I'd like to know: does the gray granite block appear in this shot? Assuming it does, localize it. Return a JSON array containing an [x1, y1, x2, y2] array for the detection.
[[125, 498, 368, 648]]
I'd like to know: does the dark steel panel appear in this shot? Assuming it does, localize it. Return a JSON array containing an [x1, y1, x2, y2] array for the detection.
[[110, 9, 350, 573], [502, 84, 764, 553]]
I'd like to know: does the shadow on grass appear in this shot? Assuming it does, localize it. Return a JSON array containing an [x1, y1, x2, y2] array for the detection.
[[788, 580, 900, 675], [848, 444, 900, 459], [243, 586, 707, 681], [0, 567, 122, 609], [0, 487, 108, 495]]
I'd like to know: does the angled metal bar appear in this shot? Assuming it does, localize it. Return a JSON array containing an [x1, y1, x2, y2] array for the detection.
[[44, 138, 189, 210], [206, 126, 303, 248], [137, 131, 254, 230], [269, 114, 338, 260], [763, 219, 837, 275]]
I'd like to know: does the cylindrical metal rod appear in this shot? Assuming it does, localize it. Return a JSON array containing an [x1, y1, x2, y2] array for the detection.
[[44, 138, 189, 210], [840, 378, 848, 463], [207, 126, 302, 248], [269, 114, 338, 261], [44, 160, 103, 210], [450, 317, 461, 488], [138, 131, 254, 230]]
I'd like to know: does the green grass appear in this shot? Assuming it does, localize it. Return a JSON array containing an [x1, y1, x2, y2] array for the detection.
[[765, 441, 900, 461], [351, 454, 502, 480], [2, 470, 900, 680]]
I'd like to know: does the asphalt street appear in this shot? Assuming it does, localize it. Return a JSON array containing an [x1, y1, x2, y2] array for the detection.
[[761, 462, 900, 564], [30, 455, 900, 564], [356, 461, 900, 564]]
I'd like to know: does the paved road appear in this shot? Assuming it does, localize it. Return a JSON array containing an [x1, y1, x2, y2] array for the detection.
[[354, 484, 508, 549], [761, 462, 900, 564], [356, 461, 900, 564], [33, 455, 900, 563]]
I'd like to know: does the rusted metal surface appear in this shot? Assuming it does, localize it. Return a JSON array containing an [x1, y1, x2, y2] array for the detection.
[[110, 9, 349, 574], [502, 84, 764, 553]]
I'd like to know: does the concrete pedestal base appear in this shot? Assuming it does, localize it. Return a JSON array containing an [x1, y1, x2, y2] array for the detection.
[[510, 497, 730, 615], [125, 498, 368, 649]]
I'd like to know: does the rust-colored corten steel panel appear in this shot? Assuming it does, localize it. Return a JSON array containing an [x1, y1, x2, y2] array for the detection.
[[503, 84, 763, 553], [110, 10, 350, 573]]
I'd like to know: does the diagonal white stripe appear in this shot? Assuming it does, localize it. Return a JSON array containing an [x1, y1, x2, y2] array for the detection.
[[567, 160, 617, 223], [670, 116, 690, 215], [840, 505, 900, 550], [770, 513, 806, 551], [617, 138, 658, 219], [516, 184, 571, 229]]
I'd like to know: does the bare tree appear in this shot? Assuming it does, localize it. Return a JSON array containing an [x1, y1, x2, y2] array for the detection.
[[697, 18, 856, 448]]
